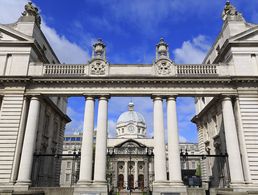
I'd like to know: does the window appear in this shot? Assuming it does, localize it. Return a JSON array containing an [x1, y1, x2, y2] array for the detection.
[[138, 128, 141, 133], [65, 137, 71, 141], [192, 162, 196, 169], [67, 161, 71, 169], [43, 115, 50, 136], [65, 173, 70, 182]]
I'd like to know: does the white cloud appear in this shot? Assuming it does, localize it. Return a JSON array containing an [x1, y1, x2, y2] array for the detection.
[[103, 0, 222, 33], [41, 21, 89, 63], [179, 136, 188, 143], [0, 0, 28, 24], [173, 35, 211, 64], [0, 0, 89, 64], [108, 119, 117, 138], [65, 106, 84, 134]]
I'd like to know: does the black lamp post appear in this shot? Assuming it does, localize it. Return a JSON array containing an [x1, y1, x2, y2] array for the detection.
[[107, 148, 114, 195]]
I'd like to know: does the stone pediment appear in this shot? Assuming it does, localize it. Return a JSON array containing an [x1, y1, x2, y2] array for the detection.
[[230, 26, 258, 42], [0, 24, 33, 42], [115, 139, 146, 149]]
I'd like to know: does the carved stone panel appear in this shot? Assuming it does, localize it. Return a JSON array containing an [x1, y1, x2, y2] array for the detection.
[[155, 60, 174, 76], [89, 60, 108, 75]]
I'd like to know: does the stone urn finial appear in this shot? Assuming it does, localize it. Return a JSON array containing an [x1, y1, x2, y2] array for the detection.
[[156, 37, 169, 60]]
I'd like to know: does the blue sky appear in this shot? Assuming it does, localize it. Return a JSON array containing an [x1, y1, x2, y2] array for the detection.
[[0, 0, 258, 142]]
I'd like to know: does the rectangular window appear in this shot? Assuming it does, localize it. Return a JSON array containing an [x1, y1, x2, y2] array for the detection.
[[67, 161, 71, 169], [192, 162, 196, 169], [65, 173, 70, 182]]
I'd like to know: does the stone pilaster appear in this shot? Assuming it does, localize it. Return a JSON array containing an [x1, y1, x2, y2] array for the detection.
[[124, 161, 128, 188], [134, 161, 138, 188]]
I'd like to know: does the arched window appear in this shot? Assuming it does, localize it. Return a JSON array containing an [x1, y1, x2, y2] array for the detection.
[[117, 174, 124, 190]]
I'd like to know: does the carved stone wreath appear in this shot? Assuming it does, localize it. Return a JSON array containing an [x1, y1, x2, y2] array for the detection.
[[90, 61, 106, 75], [156, 61, 172, 75]]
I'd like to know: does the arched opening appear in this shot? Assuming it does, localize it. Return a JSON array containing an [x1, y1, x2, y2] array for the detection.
[[128, 174, 134, 189], [117, 174, 124, 190], [138, 174, 144, 190]]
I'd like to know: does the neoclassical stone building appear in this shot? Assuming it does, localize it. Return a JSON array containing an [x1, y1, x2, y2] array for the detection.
[[0, 1, 258, 195], [60, 103, 201, 192]]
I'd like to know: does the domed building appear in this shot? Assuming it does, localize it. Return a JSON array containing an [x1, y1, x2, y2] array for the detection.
[[107, 102, 154, 193], [116, 102, 147, 138], [60, 102, 201, 193]]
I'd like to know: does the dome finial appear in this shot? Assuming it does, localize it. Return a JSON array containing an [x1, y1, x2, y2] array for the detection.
[[128, 102, 134, 111]]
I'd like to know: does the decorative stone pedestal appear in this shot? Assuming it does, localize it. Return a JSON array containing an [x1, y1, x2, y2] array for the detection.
[[74, 182, 107, 195], [152, 182, 187, 195]]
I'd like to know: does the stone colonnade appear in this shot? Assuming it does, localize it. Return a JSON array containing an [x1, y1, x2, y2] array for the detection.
[[13, 95, 244, 188], [77, 95, 183, 186], [76, 95, 245, 187]]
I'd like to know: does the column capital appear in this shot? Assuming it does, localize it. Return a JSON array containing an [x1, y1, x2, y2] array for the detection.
[[221, 94, 238, 100], [98, 95, 110, 100], [166, 96, 177, 101], [30, 96, 40, 101], [222, 96, 232, 101], [151, 95, 163, 101], [82, 95, 95, 101]]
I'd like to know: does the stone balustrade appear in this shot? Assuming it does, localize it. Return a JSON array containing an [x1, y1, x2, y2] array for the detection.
[[42, 63, 229, 77], [176, 64, 217, 75], [43, 64, 85, 75]]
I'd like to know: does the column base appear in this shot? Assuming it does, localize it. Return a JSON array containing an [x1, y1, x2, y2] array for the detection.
[[153, 181, 187, 195], [76, 180, 93, 186], [169, 180, 184, 186], [15, 180, 31, 191], [74, 181, 107, 195]]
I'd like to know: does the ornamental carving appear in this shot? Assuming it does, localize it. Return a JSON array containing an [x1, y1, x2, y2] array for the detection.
[[156, 60, 173, 75], [90, 60, 107, 75], [22, 2, 41, 26]]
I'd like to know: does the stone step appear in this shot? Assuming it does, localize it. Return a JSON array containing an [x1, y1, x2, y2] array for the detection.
[[12, 191, 44, 195]]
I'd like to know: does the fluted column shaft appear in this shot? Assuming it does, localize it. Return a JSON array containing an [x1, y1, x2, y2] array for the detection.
[[167, 97, 182, 184], [17, 97, 40, 185], [78, 96, 95, 183], [153, 97, 167, 182], [94, 96, 108, 183], [222, 97, 244, 183]]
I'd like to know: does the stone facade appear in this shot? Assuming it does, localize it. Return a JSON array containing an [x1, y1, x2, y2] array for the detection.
[[0, 2, 70, 189], [60, 133, 200, 190], [0, 1, 258, 195]]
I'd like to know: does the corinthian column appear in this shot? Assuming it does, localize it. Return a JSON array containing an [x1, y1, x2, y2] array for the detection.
[[167, 97, 182, 184], [78, 96, 95, 184], [94, 96, 108, 183], [153, 96, 167, 183], [16, 96, 40, 185], [222, 96, 244, 184]]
